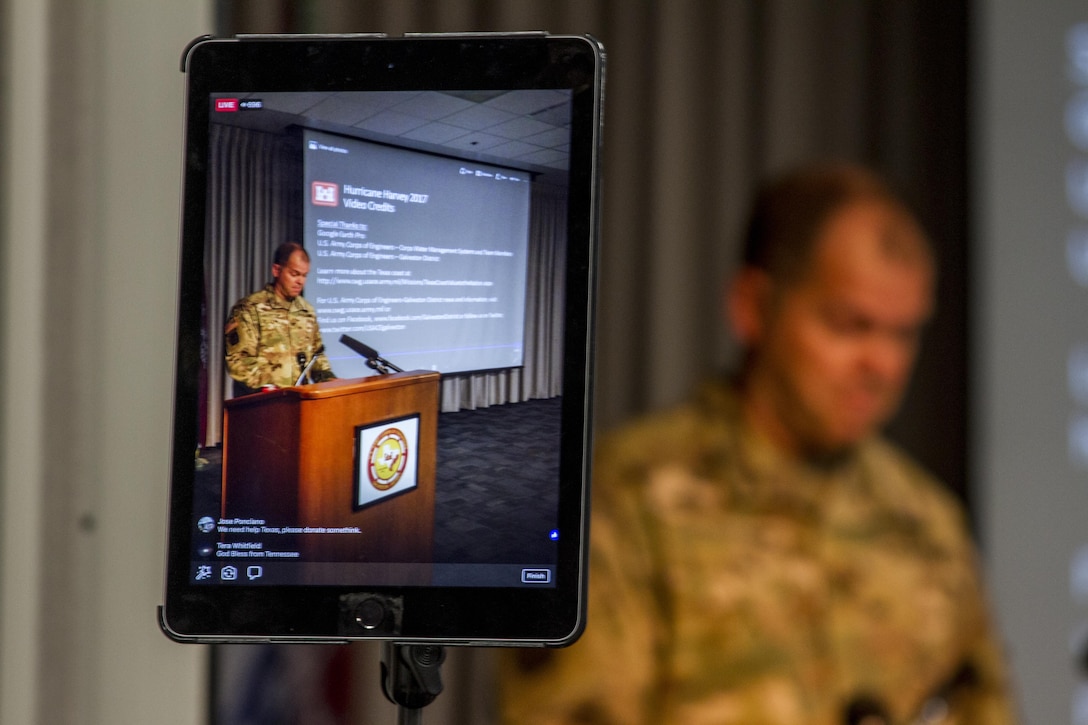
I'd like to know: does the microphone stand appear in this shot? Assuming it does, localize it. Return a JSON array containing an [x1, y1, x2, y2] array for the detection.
[[295, 354, 319, 385], [367, 357, 404, 375], [295, 345, 326, 386]]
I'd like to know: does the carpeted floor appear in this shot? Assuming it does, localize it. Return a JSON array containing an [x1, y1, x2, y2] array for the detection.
[[433, 396, 561, 564]]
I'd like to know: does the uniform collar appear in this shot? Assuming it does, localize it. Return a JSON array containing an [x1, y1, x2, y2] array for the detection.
[[696, 375, 867, 482], [262, 283, 304, 311]]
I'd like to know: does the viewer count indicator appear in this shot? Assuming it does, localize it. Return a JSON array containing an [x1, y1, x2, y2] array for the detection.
[[213, 97, 263, 112]]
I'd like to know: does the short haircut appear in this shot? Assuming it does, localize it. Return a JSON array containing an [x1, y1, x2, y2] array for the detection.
[[273, 241, 309, 267], [741, 162, 931, 286]]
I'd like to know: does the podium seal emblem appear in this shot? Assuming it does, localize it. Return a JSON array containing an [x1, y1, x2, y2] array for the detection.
[[368, 427, 409, 490]]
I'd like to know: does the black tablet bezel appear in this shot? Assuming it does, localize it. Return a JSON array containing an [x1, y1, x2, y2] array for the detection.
[[161, 33, 603, 646]]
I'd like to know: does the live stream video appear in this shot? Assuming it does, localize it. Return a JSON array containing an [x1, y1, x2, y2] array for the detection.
[[191, 90, 573, 588]]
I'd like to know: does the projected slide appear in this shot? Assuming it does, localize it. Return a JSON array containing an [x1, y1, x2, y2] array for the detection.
[[303, 129, 532, 377]]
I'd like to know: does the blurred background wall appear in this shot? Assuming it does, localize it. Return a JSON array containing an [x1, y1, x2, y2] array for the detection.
[[0, 2, 212, 724], [975, 4, 1088, 724], [0, 1, 1083, 723]]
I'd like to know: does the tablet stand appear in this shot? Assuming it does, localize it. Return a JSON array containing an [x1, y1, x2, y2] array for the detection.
[[380, 642, 446, 724]]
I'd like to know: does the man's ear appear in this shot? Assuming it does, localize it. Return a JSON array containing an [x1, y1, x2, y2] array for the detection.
[[725, 267, 771, 347]]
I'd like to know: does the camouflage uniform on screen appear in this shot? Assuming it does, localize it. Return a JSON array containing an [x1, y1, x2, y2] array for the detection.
[[499, 378, 1017, 725], [225, 283, 335, 391]]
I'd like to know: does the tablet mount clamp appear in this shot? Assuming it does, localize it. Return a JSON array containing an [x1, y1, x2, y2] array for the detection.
[[381, 642, 447, 724]]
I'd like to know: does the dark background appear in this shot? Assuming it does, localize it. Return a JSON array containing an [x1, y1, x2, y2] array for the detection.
[[218, 0, 972, 511]]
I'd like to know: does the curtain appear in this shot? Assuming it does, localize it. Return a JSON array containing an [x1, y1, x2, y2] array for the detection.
[[203, 123, 300, 446]]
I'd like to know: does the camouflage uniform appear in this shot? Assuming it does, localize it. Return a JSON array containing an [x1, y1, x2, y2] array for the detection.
[[225, 284, 335, 391], [499, 378, 1018, 725]]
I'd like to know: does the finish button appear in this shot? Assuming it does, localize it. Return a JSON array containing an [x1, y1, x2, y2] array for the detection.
[[521, 569, 552, 584]]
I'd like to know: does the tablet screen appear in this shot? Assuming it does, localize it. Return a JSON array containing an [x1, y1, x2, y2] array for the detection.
[[162, 34, 603, 645]]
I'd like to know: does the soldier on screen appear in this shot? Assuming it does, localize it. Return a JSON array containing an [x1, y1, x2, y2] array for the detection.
[[225, 242, 336, 395]]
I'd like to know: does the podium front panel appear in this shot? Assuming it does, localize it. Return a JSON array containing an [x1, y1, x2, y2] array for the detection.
[[221, 372, 439, 569]]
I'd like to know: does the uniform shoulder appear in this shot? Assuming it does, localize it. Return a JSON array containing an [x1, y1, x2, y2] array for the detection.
[[231, 285, 274, 313], [599, 403, 706, 461], [293, 295, 317, 315], [860, 436, 972, 536], [594, 381, 739, 491], [862, 438, 949, 496]]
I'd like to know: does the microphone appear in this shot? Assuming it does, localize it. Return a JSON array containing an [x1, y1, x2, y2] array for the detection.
[[340, 335, 404, 374], [294, 345, 325, 386], [340, 335, 381, 362]]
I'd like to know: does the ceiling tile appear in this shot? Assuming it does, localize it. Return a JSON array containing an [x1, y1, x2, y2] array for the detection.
[[354, 110, 429, 136], [441, 104, 518, 131], [387, 90, 475, 120], [400, 121, 473, 145], [440, 131, 510, 153], [487, 116, 556, 141], [521, 127, 571, 149], [516, 148, 569, 169], [485, 89, 570, 116]]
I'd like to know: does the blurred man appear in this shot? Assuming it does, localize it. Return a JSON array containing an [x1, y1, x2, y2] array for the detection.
[[225, 241, 335, 395], [499, 163, 1017, 724]]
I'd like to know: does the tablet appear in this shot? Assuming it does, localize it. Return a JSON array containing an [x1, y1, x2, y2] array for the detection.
[[160, 33, 604, 646]]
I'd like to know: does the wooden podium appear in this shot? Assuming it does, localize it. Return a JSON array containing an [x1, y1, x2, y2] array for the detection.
[[220, 371, 440, 565]]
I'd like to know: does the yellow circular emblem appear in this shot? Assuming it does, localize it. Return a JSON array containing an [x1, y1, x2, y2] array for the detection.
[[368, 427, 409, 490]]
